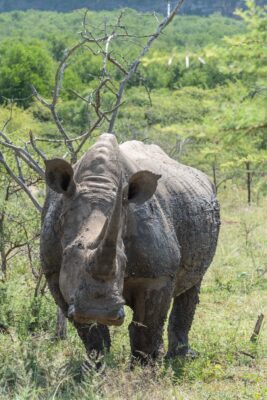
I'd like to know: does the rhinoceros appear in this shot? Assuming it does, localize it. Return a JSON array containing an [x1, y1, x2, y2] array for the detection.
[[40, 133, 220, 362]]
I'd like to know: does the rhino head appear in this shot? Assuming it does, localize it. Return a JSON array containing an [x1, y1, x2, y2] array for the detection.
[[44, 150, 160, 326]]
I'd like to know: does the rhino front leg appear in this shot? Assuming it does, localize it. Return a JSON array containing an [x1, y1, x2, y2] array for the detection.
[[45, 271, 68, 316], [128, 280, 173, 364], [74, 322, 111, 365], [166, 283, 201, 359], [45, 272, 111, 365]]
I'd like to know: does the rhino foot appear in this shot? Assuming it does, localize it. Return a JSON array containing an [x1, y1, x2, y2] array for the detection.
[[82, 351, 106, 373], [74, 321, 111, 367], [130, 347, 163, 369], [166, 345, 198, 360]]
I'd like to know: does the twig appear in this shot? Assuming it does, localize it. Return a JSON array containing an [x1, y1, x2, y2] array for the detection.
[[107, 54, 128, 75], [0, 131, 44, 178], [29, 131, 47, 161], [2, 101, 14, 131], [237, 350, 255, 359], [103, 34, 115, 77]]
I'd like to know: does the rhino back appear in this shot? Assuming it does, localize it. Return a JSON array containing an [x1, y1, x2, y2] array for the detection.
[[120, 140, 220, 291]]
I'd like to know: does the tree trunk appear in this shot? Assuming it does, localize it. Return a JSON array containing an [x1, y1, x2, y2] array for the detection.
[[0, 251, 7, 277], [55, 307, 67, 339], [1, 249, 7, 278], [245, 161, 252, 205], [212, 161, 217, 193], [0, 213, 6, 277], [0, 185, 10, 278]]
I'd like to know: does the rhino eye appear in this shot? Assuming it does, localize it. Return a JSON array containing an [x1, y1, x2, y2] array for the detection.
[[77, 242, 84, 249]]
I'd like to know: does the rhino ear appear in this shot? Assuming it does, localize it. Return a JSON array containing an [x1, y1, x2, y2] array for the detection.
[[124, 170, 161, 205], [45, 158, 76, 196]]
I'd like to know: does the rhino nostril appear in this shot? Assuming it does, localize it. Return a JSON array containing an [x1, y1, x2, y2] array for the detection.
[[77, 242, 84, 249], [117, 307, 125, 320]]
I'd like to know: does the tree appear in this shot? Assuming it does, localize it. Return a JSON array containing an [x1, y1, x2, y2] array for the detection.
[[0, 40, 54, 107]]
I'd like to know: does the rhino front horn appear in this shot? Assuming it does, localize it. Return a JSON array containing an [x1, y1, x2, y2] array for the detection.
[[94, 176, 123, 278]]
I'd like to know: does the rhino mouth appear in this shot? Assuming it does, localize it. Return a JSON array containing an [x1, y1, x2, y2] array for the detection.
[[68, 304, 125, 326]]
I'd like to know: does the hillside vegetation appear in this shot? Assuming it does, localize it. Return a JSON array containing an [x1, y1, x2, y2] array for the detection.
[[0, 1, 266, 399], [1, 0, 267, 15]]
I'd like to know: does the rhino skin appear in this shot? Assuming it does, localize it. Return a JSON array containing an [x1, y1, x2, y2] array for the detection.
[[40, 133, 220, 363]]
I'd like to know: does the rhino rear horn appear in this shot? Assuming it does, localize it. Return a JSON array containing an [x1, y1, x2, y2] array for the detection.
[[45, 158, 76, 196]]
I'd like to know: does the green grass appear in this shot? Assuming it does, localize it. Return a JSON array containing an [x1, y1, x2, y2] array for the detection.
[[0, 188, 266, 399]]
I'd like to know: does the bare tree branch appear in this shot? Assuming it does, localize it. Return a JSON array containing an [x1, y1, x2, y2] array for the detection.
[[108, 0, 185, 132], [29, 131, 47, 161], [0, 151, 42, 212], [0, 131, 44, 178]]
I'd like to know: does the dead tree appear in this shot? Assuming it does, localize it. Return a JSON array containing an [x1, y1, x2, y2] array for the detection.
[[0, 1, 185, 338]]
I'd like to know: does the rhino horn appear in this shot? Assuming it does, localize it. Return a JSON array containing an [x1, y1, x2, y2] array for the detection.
[[88, 217, 109, 250], [94, 176, 123, 277]]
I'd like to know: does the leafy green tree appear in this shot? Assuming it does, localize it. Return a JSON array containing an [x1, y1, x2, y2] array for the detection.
[[0, 40, 54, 107], [223, 0, 267, 87]]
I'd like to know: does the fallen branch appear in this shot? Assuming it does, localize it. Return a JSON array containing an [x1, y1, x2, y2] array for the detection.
[[236, 350, 255, 359], [250, 313, 264, 342]]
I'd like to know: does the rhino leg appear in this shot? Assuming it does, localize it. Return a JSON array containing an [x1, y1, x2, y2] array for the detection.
[[128, 281, 173, 365], [74, 322, 111, 365], [45, 271, 68, 316], [166, 283, 201, 358]]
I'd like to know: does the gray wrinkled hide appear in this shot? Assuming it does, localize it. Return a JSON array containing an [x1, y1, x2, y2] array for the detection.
[[40, 133, 220, 362]]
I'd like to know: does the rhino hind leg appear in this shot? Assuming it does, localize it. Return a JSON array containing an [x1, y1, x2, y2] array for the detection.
[[166, 283, 201, 359], [74, 322, 111, 368]]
